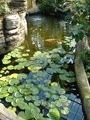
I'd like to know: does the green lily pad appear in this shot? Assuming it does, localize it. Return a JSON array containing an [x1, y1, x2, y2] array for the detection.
[[14, 91, 22, 98], [8, 106, 16, 112], [17, 101, 29, 110], [18, 111, 26, 119], [7, 65, 14, 70], [48, 108, 61, 120], [9, 78, 20, 85], [8, 86, 17, 93], [34, 100, 41, 106], [5, 96, 13, 102], [61, 107, 70, 115], [2, 59, 11, 65], [31, 87, 39, 95], [25, 96, 32, 101], [19, 88, 31, 95]]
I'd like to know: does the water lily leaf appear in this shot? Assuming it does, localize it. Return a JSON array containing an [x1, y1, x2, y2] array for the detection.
[[31, 87, 39, 95], [8, 106, 16, 112], [25, 83, 34, 88], [25, 96, 32, 101], [17, 85, 25, 90], [59, 74, 67, 81], [0, 74, 2, 77], [9, 73, 18, 79], [9, 79, 20, 85], [44, 92, 51, 98], [18, 46, 25, 50], [14, 91, 22, 98], [55, 101, 62, 107], [51, 82, 58, 86], [2, 59, 11, 64], [22, 53, 29, 57], [25, 110, 33, 119], [34, 100, 41, 106], [56, 87, 65, 94], [0, 70, 4, 74], [28, 66, 41, 73], [51, 95, 59, 100], [15, 58, 27, 62], [5, 96, 13, 102], [59, 95, 67, 102], [19, 88, 31, 95], [26, 49, 30, 52], [3, 54, 11, 60], [58, 69, 67, 74], [0, 94, 4, 98], [32, 96, 39, 101], [41, 101, 48, 106], [0, 86, 9, 93], [61, 107, 70, 115], [14, 63, 25, 70], [17, 73, 27, 80], [8, 86, 17, 93], [18, 111, 26, 119], [17, 101, 29, 110], [2, 67, 7, 71], [7, 65, 14, 70], [2, 93, 9, 97], [48, 108, 61, 120]]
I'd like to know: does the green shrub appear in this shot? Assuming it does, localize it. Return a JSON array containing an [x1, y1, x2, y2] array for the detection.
[[37, 0, 65, 14], [0, 2, 10, 16]]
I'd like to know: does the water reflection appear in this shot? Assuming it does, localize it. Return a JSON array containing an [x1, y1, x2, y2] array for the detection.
[[22, 15, 68, 56]]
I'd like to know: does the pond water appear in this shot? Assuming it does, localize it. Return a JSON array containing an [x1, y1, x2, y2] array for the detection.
[[22, 15, 68, 56], [21, 15, 84, 120], [0, 15, 84, 120]]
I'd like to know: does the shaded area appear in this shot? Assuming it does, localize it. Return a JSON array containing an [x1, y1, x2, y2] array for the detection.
[[75, 40, 90, 120]]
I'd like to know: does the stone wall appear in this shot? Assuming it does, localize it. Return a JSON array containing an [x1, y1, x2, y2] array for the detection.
[[0, 0, 27, 54]]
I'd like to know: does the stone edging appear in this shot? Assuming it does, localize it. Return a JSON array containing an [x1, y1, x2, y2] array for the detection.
[[0, 103, 24, 120], [75, 40, 90, 120]]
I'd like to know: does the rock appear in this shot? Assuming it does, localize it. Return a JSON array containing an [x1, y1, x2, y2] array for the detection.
[[0, 36, 5, 44], [5, 14, 20, 30], [0, 103, 24, 120], [6, 28, 19, 35], [5, 35, 19, 42], [0, 0, 27, 54]]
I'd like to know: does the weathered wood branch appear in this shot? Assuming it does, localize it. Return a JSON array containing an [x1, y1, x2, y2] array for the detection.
[[75, 40, 90, 120]]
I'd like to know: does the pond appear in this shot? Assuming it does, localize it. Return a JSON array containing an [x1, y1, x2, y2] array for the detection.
[[22, 15, 68, 56], [0, 15, 84, 120]]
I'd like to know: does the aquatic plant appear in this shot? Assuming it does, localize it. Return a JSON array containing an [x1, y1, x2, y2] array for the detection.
[[0, 38, 76, 119]]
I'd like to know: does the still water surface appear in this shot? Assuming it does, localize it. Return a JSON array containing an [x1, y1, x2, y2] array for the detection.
[[22, 15, 67, 56]]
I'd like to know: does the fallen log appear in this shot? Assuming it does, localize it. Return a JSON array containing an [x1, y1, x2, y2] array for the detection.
[[75, 40, 90, 120]]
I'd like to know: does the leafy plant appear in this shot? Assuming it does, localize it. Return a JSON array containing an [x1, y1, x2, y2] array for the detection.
[[37, 0, 66, 14], [0, 1, 10, 16], [0, 39, 76, 119]]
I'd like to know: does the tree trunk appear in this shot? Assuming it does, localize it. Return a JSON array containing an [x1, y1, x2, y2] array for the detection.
[[75, 40, 90, 120]]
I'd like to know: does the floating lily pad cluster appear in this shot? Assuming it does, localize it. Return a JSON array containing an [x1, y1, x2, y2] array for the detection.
[[0, 41, 76, 120]]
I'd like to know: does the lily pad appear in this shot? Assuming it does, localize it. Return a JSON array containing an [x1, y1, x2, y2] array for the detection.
[[48, 108, 61, 120]]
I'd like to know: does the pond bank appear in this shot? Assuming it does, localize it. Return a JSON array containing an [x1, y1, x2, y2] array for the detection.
[[0, 103, 23, 120], [0, 0, 27, 54], [75, 40, 90, 120]]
